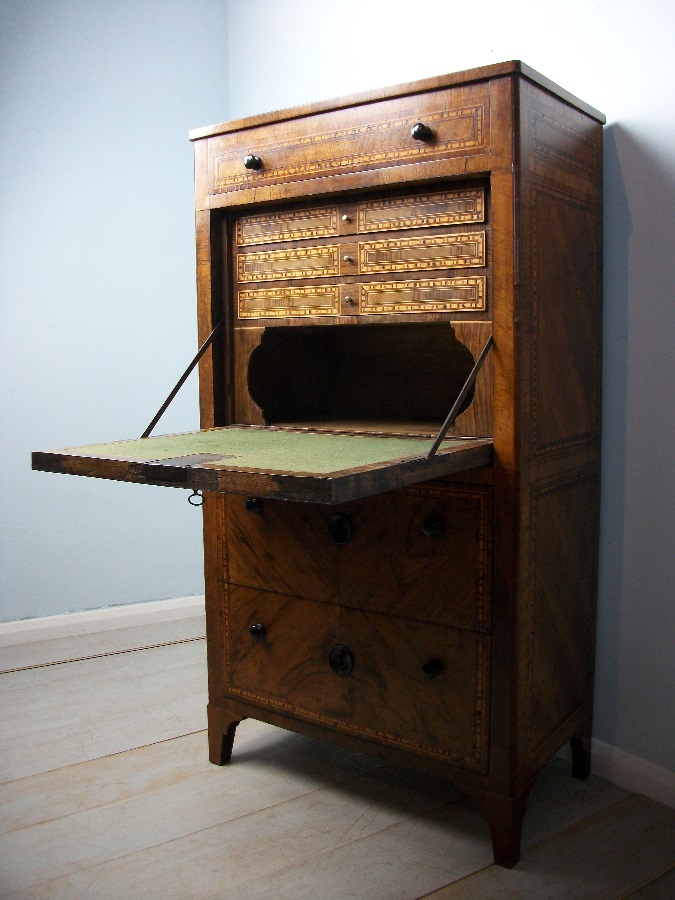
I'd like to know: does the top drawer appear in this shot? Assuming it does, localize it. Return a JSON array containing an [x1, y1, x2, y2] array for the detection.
[[207, 83, 489, 200]]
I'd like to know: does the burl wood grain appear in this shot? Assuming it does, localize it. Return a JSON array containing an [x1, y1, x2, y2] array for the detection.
[[226, 585, 490, 771], [226, 483, 491, 632]]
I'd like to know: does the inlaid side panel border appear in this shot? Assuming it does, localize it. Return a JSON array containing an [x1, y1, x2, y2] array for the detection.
[[528, 102, 600, 184], [528, 180, 601, 459]]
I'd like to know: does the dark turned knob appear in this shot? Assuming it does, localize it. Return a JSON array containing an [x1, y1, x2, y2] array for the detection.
[[327, 514, 353, 545], [421, 659, 443, 680], [410, 122, 433, 141], [328, 644, 354, 676], [248, 623, 267, 640], [421, 515, 444, 537], [244, 154, 263, 170], [244, 497, 262, 513]]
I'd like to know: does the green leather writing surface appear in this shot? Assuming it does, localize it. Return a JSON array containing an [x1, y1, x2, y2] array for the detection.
[[67, 427, 453, 474]]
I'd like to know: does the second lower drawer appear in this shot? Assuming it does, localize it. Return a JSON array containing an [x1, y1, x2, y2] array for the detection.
[[224, 585, 490, 772]]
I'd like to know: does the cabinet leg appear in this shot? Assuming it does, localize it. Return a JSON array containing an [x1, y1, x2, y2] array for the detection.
[[570, 732, 592, 779], [208, 703, 241, 766], [463, 785, 532, 868]]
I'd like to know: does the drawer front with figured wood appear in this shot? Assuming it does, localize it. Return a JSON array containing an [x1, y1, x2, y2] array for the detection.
[[225, 484, 491, 632], [208, 84, 489, 198], [225, 586, 490, 771]]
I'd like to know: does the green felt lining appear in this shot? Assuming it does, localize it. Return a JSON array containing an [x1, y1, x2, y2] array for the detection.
[[67, 427, 461, 475]]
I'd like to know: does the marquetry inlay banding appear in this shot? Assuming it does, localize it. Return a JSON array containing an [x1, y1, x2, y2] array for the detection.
[[238, 285, 340, 318], [237, 245, 340, 282], [236, 207, 339, 246], [360, 276, 486, 314], [359, 232, 485, 273], [211, 103, 486, 192], [358, 189, 484, 232], [530, 107, 599, 179]]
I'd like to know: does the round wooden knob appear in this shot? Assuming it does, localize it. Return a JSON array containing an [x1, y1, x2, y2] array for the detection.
[[244, 154, 263, 170], [248, 623, 267, 640], [410, 122, 433, 142], [328, 644, 354, 676], [421, 515, 444, 537], [421, 659, 443, 680], [245, 497, 263, 513], [327, 514, 354, 544]]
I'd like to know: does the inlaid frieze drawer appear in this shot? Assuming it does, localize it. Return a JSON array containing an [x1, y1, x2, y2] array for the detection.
[[226, 585, 490, 771], [207, 83, 489, 200], [225, 484, 491, 632]]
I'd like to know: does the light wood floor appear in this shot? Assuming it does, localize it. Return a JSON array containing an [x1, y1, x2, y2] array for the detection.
[[1, 613, 673, 899]]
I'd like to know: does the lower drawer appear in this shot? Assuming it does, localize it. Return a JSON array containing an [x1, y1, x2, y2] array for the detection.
[[226, 483, 491, 632], [224, 586, 490, 771]]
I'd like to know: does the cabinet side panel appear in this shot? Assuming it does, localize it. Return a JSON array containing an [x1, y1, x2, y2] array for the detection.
[[516, 80, 602, 771], [519, 80, 603, 463], [524, 471, 598, 757]]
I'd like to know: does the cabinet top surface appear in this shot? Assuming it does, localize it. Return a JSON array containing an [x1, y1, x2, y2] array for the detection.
[[189, 60, 605, 142]]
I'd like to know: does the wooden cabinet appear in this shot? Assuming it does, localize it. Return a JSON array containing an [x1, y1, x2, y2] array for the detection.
[[33, 61, 604, 867]]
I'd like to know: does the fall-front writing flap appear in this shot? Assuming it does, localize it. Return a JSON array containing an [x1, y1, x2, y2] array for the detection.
[[32, 426, 492, 504]]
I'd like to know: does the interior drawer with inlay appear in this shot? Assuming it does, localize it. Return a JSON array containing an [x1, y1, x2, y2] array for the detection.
[[225, 484, 491, 632], [207, 83, 490, 201], [233, 184, 489, 319], [236, 231, 485, 283], [225, 585, 490, 771], [236, 187, 486, 247]]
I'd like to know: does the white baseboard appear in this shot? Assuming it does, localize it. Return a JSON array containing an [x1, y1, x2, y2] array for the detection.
[[559, 737, 675, 809], [0, 595, 205, 646]]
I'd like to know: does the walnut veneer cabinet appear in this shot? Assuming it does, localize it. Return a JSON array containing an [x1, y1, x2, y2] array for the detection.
[[33, 61, 604, 867]]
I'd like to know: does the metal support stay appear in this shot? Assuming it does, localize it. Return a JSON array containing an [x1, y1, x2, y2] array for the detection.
[[141, 316, 225, 439], [427, 334, 493, 458]]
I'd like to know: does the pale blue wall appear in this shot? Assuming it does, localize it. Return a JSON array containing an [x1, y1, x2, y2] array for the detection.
[[0, 1, 229, 620], [223, 0, 675, 773]]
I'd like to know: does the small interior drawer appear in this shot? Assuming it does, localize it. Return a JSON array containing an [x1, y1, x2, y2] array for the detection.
[[234, 187, 485, 248], [236, 232, 485, 286], [226, 483, 491, 632], [225, 585, 490, 771]]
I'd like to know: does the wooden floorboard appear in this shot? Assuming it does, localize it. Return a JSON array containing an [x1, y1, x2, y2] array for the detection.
[[0, 615, 206, 672], [0, 615, 672, 899], [424, 795, 675, 899]]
